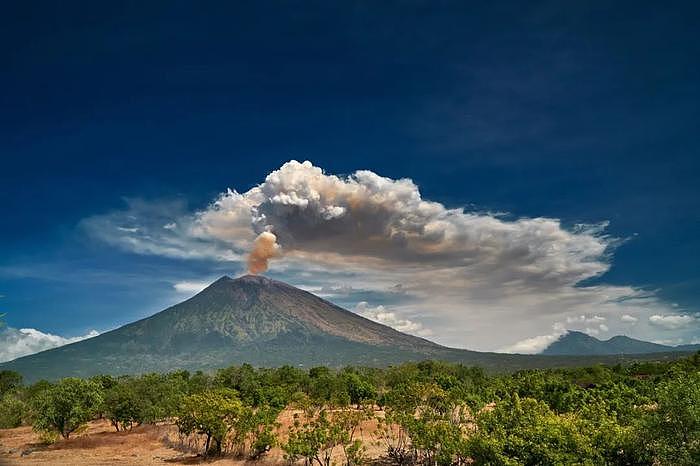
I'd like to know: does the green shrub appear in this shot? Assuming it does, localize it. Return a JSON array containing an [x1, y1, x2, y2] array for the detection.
[[0, 370, 22, 398], [0, 394, 27, 428], [464, 394, 600, 466]]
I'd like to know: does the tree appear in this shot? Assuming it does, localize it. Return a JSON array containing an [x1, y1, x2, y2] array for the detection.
[[344, 372, 377, 407], [176, 388, 243, 456], [235, 405, 280, 459], [131, 373, 186, 423], [282, 400, 373, 466], [642, 371, 700, 466], [333, 407, 373, 466], [0, 370, 22, 398], [103, 381, 142, 431], [31, 378, 103, 439], [381, 382, 470, 466], [283, 409, 344, 466]]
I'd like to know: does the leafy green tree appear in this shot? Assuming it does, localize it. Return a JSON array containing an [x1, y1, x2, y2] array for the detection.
[[31, 378, 103, 439], [187, 370, 214, 393], [308, 367, 339, 405], [344, 372, 377, 407], [216, 364, 263, 405], [131, 373, 186, 423], [176, 388, 243, 456], [506, 370, 583, 413], [103, 381, 142, 431], [89, 374, 117, 391]]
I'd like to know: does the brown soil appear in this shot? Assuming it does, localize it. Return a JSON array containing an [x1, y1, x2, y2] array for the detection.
[[0, 410, 386, 466]]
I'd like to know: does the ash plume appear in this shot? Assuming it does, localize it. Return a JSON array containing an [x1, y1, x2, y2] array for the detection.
[[86, 160, 695, 350], [247, 231, 280, 274]]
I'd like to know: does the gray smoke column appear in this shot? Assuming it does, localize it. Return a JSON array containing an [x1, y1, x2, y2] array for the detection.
[[247, 231, 280, 274]]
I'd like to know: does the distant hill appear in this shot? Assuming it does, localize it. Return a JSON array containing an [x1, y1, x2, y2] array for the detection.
[[1, 276, 691, 381], [542, 330, 700, 355]]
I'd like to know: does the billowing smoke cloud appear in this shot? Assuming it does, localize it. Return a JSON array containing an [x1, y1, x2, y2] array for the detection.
[[85, 161, 612, 283], [83, 160, 699, 350], [242, 161, 611, 289], [247, 232, 280, 274]]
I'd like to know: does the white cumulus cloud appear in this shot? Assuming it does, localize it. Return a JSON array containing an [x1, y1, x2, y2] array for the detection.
[[354, 302, 431, 337], [0, 327, 99, 363], [499, 324, 567, 354], [649, 314, 697, 330]]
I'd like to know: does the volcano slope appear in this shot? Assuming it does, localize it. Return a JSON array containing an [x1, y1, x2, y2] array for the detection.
[[1, 275, 689, 381]]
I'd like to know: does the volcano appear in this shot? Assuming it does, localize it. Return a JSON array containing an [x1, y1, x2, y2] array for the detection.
[[1, 275, 690, 381]]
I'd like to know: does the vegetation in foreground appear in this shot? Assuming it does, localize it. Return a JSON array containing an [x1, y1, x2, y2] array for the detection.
[[0, 353, 699, 466]]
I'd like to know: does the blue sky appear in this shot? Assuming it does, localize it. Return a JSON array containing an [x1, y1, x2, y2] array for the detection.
[[1, 1, 698, 358]]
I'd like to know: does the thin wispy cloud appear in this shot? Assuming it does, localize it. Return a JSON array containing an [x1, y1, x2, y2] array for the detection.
[[173, 281, 210, 294]]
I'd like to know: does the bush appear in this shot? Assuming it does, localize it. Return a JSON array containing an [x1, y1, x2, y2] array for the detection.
[[283, 409, 340, 466], [0, 394, 27, 428]]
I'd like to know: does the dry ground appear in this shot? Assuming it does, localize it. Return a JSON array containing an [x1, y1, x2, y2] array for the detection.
[[0, 410, 387, 466]]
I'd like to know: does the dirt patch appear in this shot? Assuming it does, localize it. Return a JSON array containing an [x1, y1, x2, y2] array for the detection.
[[0, 410, 388, 466], [0, 419, 191, 465]]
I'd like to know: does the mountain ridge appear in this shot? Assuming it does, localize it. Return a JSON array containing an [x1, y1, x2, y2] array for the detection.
[[542, 330, 700, 355], [1, 276, 694, 381]]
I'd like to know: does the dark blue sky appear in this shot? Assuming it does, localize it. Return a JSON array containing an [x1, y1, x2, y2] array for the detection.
[[1, 1, 698, 337]]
